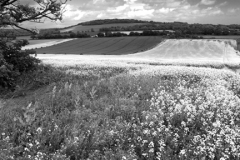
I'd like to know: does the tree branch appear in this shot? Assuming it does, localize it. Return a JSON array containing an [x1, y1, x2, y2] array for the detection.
[[11, 23, 36, 34], [0, 0, 18, 7], [0, 0, 69, 34]]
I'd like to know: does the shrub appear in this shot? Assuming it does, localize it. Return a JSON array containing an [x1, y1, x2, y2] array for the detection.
[[0, 54, 18, 89], [0, 40, 40, 90]]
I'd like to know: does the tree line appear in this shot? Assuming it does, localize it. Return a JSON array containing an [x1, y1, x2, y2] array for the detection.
[[99, 22, 240, 36], [31, 31, 90, 39]]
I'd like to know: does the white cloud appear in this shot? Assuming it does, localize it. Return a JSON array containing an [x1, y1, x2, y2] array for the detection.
[[21, 0, 240, 28], [201, 0, 216, 5], [157, 8, 175, 14]]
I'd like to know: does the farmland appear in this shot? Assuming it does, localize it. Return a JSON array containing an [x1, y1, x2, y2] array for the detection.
[[22, 39, 75, 50], [2, 59, 240, 159], [36, 39, 240, 69], [132, 39, 240, 64], [2, 2, 240, 158], [35, 36, 163, 55], [2, 38, 240, 159]]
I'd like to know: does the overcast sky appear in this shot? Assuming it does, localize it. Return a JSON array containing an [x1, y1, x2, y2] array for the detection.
[[21, 0, 240, 28]]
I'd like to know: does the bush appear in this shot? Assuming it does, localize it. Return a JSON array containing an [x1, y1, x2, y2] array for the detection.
[[0, 40, 40, 90], [0, 55, 18, 89]]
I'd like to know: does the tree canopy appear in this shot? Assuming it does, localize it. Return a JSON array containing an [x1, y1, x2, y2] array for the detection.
[[0, 0, 69, 33], [0, 0, 69, 90]]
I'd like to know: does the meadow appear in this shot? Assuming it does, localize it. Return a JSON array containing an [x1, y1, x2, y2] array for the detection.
[[35, 37, 163, 55], [1, 39, 240, 159]]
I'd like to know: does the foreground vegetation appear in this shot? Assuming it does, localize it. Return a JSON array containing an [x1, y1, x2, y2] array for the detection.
[[1, 62, 240, 160]]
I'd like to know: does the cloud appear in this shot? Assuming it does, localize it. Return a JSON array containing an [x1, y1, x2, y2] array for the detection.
[[200, 0, 216, 5], [56, 0, 227, 24], [157, 8, 175, 14], [19, 0, 240, 28]]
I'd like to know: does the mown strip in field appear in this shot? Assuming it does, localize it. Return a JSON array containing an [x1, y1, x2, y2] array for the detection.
[[35, 37, 163, 55]]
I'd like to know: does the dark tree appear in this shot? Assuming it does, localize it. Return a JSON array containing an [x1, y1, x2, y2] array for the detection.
[[0, 0, 69, 89]]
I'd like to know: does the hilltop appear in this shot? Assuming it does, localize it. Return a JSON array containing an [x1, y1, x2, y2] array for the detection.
[[58, 19, 240, 36], [79, 19, 150, 26]]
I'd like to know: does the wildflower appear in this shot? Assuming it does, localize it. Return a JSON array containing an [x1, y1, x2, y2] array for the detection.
[[29, 143, 33, 148], [149, 141, 154, 148], [212, 120, 221, 128], [143, 129, 150, 135], [36, 127, 42, 134], [149, 148, 154, 153], [180, 149, 186, 155]]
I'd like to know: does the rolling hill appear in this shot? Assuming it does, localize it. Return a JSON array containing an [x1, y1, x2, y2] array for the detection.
[[60, 23, 149, 36]]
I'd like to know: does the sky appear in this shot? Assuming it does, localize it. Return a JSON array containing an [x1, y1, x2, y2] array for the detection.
[[21, 0, 240, 28]]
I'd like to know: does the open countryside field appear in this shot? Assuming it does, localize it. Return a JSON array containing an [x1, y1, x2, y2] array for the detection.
[[132, 39, 240, 64], [3, 54, 240, 159], [35, 36, 163, 55], [2, 38, 240, 159], [36, 39, 240, 68], [22, 38, 75, 50]]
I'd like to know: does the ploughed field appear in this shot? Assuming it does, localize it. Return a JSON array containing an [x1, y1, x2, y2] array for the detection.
[[35, 37, 162, 55]]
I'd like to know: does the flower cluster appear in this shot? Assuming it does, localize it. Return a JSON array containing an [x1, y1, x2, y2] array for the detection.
[[132, 77, 240, 159], [1, 63, 240, 159]]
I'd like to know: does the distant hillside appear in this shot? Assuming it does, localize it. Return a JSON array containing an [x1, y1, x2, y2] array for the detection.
[[60, 23, 150, 35], [2, 19, 240, 38], [59, 19, 151, 35], [79, 19, 150, 26], [60, 19, 240, 36]]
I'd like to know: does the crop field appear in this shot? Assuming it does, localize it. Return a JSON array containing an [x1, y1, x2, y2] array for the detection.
[[22, 39, 75, 50], [2, 39, 240, 159], [36, 39, 240, 69], [35, 36, 163, 55], [132, 39, 240, 64]]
